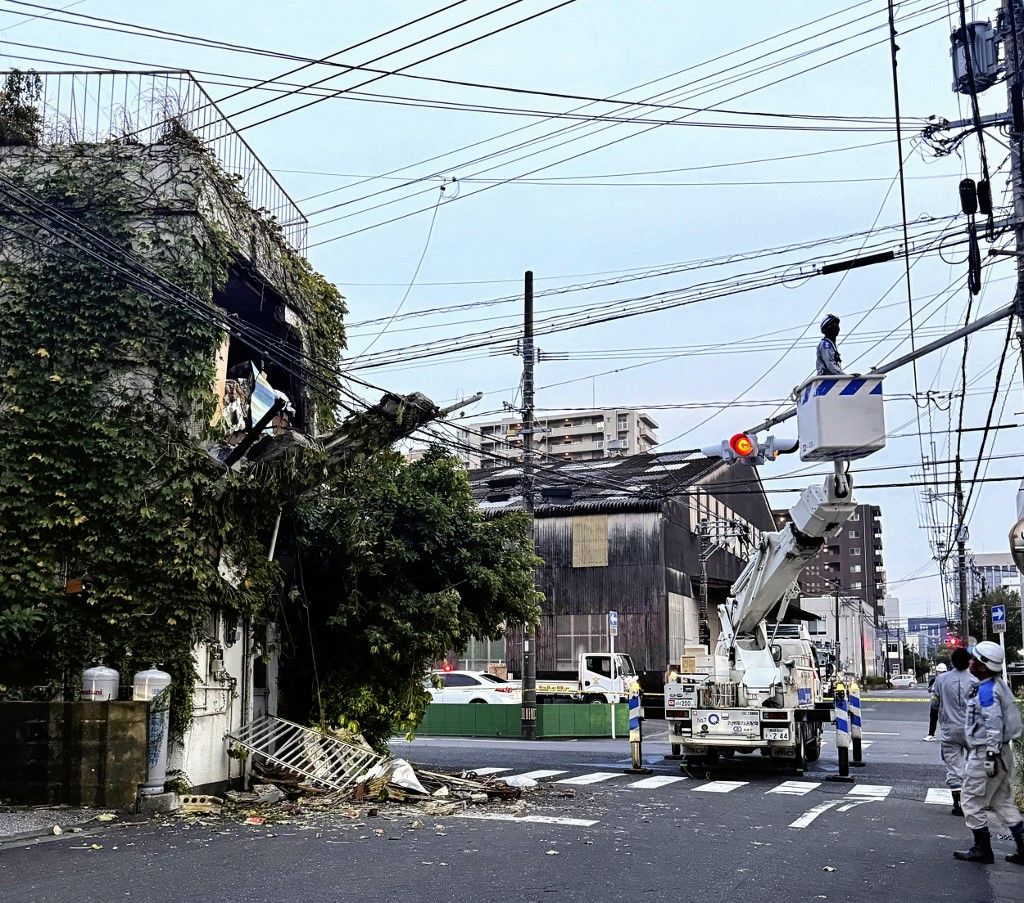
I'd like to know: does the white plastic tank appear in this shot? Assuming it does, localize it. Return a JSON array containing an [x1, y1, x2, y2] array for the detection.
[[81, 664, 119, 702], [133, 666, 172, 796]]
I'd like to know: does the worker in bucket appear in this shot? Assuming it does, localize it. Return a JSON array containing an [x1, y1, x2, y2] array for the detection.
[[952, 641, 1024, 865], [926, 651, 973, 817], [816, 314, 845, 376]]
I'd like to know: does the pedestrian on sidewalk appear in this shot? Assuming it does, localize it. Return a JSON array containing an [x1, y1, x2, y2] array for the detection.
[[923, 662, 948, 741], [952, 641, 1024, 865], [816, 314, 845, 376], [925, 653, 972, 816]]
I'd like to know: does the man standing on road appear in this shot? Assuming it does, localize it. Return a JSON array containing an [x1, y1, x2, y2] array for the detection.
[[924, 663, 948, 740], [925, 652, 972, 816], [952, 641, 1024, 865]]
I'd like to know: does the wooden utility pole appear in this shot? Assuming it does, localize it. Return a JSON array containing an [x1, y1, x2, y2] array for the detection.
[[521, 270, 537, 741]]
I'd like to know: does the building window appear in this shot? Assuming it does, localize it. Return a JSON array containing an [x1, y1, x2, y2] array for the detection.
[[850, 581, 863, 590], [848, 530, 859, 539], [556, 614, 609, 669], [850, 547, 861, 556], [617, 416, 628, 431], [850, 512, 859, 521], [459, 636, 507, 673], [850, 564, 862, 573]]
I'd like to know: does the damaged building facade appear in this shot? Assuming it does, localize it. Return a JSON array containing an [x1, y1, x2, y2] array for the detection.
[[0, 70, 346, 793]]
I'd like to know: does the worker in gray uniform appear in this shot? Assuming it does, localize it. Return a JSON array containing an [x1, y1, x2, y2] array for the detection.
[[953, 641, 1024, 865], [928, 649, 974, 816], [816, 314, 845, 376]]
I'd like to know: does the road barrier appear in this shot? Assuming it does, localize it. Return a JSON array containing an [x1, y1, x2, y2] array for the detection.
[[624, 680, 653, 775], [827, 682, 855, 783], [849, 680, 866, 767]]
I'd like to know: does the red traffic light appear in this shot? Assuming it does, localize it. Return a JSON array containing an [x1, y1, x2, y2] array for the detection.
[[729, 433, 756, 459]]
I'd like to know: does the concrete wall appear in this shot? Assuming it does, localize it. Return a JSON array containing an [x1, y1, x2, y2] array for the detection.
[[0, 701, 147, 808]]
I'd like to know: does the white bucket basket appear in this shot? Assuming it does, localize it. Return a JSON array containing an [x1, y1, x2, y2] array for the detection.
[[796, 374, 886, 462]]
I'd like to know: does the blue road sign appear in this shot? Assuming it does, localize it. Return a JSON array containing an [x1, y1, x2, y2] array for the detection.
[[992, 604, 1006, 633], [608, 610, 618, 630]]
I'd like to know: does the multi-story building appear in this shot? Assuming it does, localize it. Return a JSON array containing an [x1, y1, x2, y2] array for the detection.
[[775, 503, 886, 614], [968, 551, 1022, 599], [453, 408, 659, 470]]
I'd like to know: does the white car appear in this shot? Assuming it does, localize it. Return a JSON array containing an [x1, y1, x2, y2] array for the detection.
[[425, 670, 522, 704], [890, 673, 916, 688]]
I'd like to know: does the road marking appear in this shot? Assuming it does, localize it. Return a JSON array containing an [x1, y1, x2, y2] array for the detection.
[[846, 784, 891, 798], [838, 798, 881, 813], [789, 800, 840, 828], [860, 741, 874, 749], [863, 731, 900, 736], [925, 788, 954, 805], [767, 781, 821, 796], [628, 776, 687, 790], [467, 767, 512, 776], [507, 770, 566, 781], [693, 780, 748, 794], [555, 771, 625, 786], [457, 813, 599, 827]]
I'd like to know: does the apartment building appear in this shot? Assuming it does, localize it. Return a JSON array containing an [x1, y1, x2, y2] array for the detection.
[[455, 408, 659, 469], [775, 503, 886, 613]]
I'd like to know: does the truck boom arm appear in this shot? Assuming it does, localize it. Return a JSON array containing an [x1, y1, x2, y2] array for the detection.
[[722, 463, 857, 646]]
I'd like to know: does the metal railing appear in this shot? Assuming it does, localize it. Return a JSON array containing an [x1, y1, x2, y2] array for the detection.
[[227, 715, 384, 792], [19, 69, 307, 252]]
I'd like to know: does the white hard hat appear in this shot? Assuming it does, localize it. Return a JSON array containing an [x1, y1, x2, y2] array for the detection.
[[935, 663, 948, 673], [969, 641, 1005, 668]]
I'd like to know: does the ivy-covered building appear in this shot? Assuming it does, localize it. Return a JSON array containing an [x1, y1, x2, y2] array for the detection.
[[0, 70, 346, 791]]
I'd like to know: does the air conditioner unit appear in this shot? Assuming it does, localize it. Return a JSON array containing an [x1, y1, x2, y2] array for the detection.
[[606, 439, 627, 451]]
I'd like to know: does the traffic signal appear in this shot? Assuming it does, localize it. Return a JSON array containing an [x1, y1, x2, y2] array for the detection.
[[700, 433, 798, 465]]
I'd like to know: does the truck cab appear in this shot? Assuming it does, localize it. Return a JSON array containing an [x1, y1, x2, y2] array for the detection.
[[534, 652, 637, 703]]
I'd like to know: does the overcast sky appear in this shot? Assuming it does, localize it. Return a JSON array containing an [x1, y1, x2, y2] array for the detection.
[[5, 0, 1021, 621]]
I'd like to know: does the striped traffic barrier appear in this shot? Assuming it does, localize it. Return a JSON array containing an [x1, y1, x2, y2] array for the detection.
[[826, 681, 855, 783], [849, 680, 866, 767], [624, 680, 653, 775]]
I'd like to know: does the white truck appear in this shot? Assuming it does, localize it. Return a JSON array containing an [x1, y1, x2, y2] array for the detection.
[[665, 373, 885, 772], [512, 652, 638, 703]]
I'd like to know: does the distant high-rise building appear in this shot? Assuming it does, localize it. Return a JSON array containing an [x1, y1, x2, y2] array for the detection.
[[968, 552, 1022, 599], [451, 408, 659, 470], [774, 503, 886, 613]]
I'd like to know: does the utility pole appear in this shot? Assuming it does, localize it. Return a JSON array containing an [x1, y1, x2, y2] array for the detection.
[[698, 522, 711, 650], [520, 270, 537, 741], [834, 580, 842, 677], [1001, 1, 1024, 326], [954, 456, 970, 643]]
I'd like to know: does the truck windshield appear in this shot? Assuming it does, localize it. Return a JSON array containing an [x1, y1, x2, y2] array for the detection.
[[615, 654, 636, 677]]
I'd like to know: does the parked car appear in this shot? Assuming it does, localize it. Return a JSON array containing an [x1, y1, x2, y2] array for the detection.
[[425, 670, 522, 704], [890, 673, 916, 689]]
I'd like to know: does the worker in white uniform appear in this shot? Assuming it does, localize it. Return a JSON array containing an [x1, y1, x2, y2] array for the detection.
[[816, 314, 845, 376], [952, 641, 1024, 865], [927, 649, 974, 816], [924, 662, 948, 740]]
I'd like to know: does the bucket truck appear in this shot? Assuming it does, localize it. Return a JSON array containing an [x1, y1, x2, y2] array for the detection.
[[665, 373, 885, 771]]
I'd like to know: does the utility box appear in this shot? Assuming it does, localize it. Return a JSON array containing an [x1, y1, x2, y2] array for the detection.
[[796, 374, 885, 462], [951, 22, 999, 95]]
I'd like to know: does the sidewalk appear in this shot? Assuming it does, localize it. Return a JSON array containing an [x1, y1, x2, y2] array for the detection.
[[0, 805, 113, 845]]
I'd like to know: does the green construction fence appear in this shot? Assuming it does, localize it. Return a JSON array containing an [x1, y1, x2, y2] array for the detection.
[[415, 702, 629, 738]]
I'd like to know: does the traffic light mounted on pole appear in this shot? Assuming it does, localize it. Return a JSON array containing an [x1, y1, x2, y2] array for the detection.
[[701, 433, 798, 465]]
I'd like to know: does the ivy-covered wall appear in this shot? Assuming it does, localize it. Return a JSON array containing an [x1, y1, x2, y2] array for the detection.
[[0, 132, 346, 733]]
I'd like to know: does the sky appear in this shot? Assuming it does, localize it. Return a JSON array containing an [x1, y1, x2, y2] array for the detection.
[[3, 0, 1022, 622]]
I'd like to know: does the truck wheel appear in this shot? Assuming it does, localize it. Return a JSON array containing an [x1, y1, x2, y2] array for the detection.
[[588, 696, 606, 704], [470, 699, 487, 704], [804, 729, 822, 763], [792, 734, 806, 773]]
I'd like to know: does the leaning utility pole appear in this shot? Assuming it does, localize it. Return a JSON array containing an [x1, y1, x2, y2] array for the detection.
[[520, 270, 537, 741]]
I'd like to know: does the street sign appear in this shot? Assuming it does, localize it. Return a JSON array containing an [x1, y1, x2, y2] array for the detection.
[[992, 604, 1007, 634], [608, 610, 618, 636]]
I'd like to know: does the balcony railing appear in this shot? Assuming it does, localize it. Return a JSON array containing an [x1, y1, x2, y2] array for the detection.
[[16, 69, 307, 253]]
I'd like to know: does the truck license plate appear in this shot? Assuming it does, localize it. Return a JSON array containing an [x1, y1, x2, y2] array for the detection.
[[763, 727, 790, 741]]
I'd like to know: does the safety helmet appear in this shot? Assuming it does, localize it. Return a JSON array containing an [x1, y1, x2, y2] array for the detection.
[[935, 663, 948, 673], [820, 313, 840, 334], [968, 640, 1005, 668]]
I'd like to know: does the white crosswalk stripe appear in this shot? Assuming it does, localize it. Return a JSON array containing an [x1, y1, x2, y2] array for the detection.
[[628, 775, 687, 790], [693, 780, 748, 794], [767, 781, 821, 796], [925, 788, 954, 805], [468, 767, 512, 776], [507, 770, 566, 781], [555, 771, 626, 786], [847, 784, 891, 798]]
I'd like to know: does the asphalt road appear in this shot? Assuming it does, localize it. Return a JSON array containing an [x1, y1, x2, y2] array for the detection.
[[2, 693, 1022, 903]]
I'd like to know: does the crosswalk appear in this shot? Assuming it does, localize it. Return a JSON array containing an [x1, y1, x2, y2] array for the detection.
[[463, 765, 948, 806]]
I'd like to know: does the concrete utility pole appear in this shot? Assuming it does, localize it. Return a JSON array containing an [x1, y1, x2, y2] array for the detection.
[[955, 456, 970, 643], [521, 270, 537, 741], [1002, 0, 1024, 322]]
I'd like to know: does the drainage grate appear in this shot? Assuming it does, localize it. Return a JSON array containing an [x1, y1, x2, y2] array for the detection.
[[226, 716, 384, 792]]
